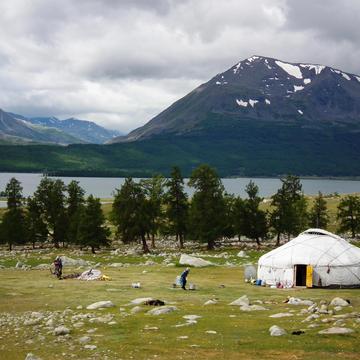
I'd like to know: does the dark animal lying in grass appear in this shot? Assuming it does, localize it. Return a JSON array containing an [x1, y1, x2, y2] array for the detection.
[[144, 299, 165, 306]]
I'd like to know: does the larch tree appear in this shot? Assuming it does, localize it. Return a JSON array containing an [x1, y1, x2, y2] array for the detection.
[[111, 178, 151, 253], [164, 167, 188, 248], [188, 164, 226, 250], [0, 178, 27, 250], [309, 192, 329, 229], [337, 195, 360, 238], [77, 195, 110, 253]]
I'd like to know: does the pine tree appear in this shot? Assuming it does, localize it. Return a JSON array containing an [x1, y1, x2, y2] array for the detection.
[[77, 195, 110, 253], [164, 167, 188, 248], [270, 175, 308, 245], [25, 196, 48, 248], [0, 178, 26, 250], [309, 192, 329, 229], [33, 177, 68, 247], [111, 178, 150, 253], [337, 195, 360, 238], [66, 180, 85, 244], [240, 181, 268, 247], [233, 196, 246, 241], [188, 164, 226, 250], [140, 175, 166, 248]]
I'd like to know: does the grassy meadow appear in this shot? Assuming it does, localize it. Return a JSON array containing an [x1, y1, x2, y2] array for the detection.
[[0, 249, 359, 360]]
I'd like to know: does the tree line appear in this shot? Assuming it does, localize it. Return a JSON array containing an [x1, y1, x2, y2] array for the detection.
[[1, 164, 360, 252]]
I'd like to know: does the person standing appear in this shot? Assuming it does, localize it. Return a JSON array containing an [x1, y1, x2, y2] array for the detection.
[[180, 267, 190, 290], [53, 256, 63, 279]]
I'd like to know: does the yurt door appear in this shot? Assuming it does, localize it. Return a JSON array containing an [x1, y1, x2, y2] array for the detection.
[[294, 264, 307, 286]]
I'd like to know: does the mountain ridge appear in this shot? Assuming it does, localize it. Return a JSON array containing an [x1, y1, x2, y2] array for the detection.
[[1, 110, 122, 144], [111, 55, 360, 143]]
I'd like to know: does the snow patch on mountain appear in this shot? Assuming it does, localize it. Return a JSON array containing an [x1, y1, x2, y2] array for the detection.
[[265, 99, 271, 105], [304, 78, 311, 85], [236, 99, 248, 107], [332, 69, 351, 80], [249, 99, 259, 108], [247, 56, 260, 63], [300, 64, 325, 75], [233, 62, 242, 74], [294, 85, 304, 92], [298, 110, 303, 115], [356, 76, 360, 83], [275, 61, 303, 79]]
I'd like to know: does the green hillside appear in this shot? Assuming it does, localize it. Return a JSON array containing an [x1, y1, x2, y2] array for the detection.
[[0, 118, 360, 177]]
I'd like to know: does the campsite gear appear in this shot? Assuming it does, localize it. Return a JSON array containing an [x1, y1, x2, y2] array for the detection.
[[78, 269, 102, 281], [189, 283, 196, 290], [180, 268, 190, 290], [258, 228, 360, 288], [132, 282, 141, 288]]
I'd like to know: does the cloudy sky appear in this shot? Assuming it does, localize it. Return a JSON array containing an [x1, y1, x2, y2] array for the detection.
[[1, 0, 359, 132]]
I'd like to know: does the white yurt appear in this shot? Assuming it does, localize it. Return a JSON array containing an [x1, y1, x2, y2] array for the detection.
[[257, 229, 360, 288]]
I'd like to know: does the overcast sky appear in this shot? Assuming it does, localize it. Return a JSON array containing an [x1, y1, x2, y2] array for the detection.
[[1, 0, 360, 132]]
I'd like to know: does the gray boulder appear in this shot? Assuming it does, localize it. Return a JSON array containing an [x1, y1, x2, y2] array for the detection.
[[60, 256, 88, 267], [229, 295, 249, 306], [53, 326, 70, 336], [147, 306, 178, 315], [86, 300, 115, 310], [330, 297, 349, 307], [25, 354, 42, 360], [179, 254, 212, 267], [318, 327, 354, 335], [269, 325, 287, 336]]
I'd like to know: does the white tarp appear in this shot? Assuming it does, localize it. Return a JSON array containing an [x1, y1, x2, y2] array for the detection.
[[78, 269, 102, 281], [257, 229, 360, 287]]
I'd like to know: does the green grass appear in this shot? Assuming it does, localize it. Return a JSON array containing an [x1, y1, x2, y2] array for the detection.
[[0, 249, 359, 360]]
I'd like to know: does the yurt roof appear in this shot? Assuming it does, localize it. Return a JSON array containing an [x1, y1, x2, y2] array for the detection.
[[258, 229, 360, 268]]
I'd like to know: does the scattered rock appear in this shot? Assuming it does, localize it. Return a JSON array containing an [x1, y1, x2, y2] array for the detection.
[[179, 254, 212, 268], [130, 306, 143, 314], [205, 330, 217, 334], [183, 315, 201, 321], [269, 313, 294, 318], [287, 297, 314, 306], [177, 336, 188, 340], [33, 264, 50, 270], [237, 251, 247, 257], [204, 299, 218, 305], [318, 327, 354, 335], [53, 326, 70, 336], [130, 297, 154, 305], [89, 314, 114, 324], [144, 326, 159, 331], [269, 325, 287, 336], [78, 336, 91, 344], [330, 298, 350, 307], [229, 295, 249, 306], [84, 345, 97, 350], [15, 261, 23, 269], [240, 305, 267, 311], [60, 256, 88, 267], [25, 353, 42, 360], [334, 306, 343, 312], [147, 306, 178, 316], [86, 300, 115, 310]]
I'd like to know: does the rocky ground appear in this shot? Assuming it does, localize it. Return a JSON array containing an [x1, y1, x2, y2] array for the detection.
[[0, 245, 359, 360]]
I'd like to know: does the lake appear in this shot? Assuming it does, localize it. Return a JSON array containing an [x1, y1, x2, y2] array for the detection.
[[1, 173, 360, 208]]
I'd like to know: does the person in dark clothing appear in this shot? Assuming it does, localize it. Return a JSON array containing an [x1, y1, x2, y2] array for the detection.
[[180, 267, 190, 290], [53, 256, 63, 279]]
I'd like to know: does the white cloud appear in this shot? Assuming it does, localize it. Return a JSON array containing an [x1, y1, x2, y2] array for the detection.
[[0, 0, 359, 132]]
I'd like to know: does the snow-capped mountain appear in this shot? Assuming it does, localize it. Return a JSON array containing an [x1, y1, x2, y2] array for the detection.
[[113, 55, 360, 142], [27, 116, 121, 144], [2, 111, 121, 144]]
